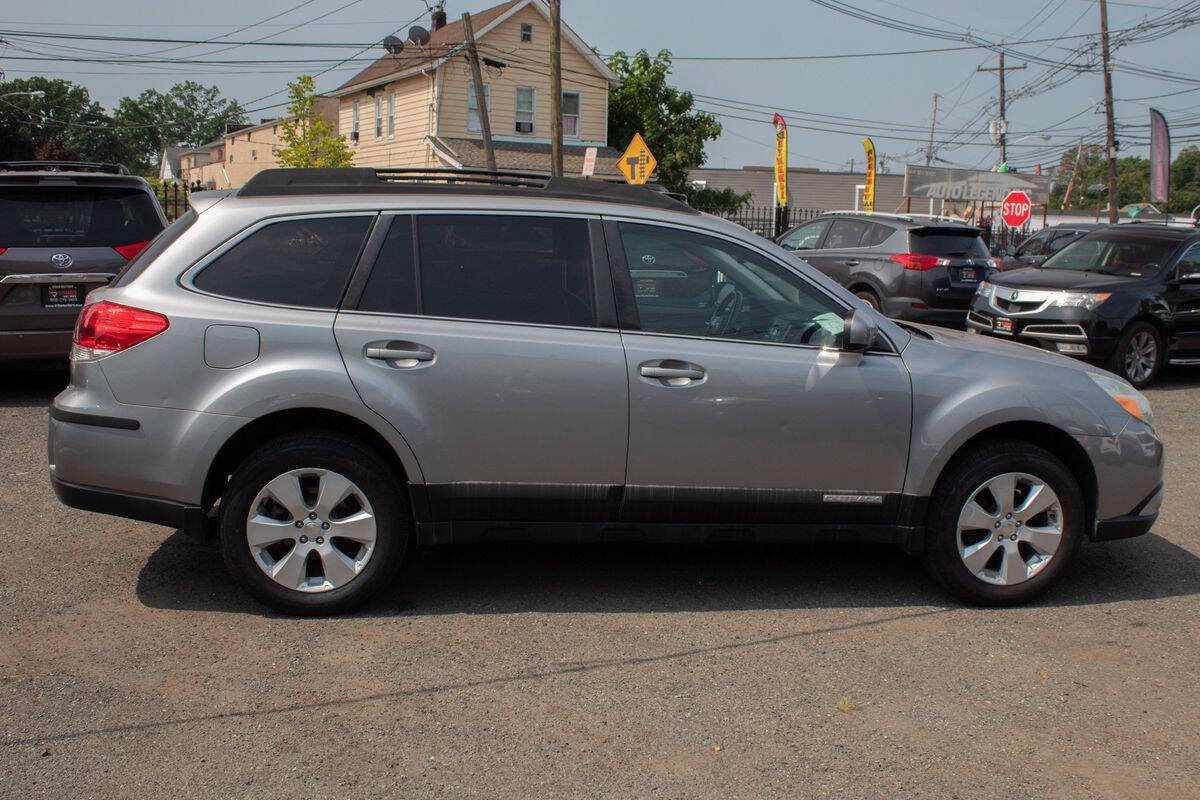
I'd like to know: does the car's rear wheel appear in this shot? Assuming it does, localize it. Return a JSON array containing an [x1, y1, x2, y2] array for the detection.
[[854, 288, 881, 311], [219, 433, 409, 615], [922, 439, 1083, 606], [1109, 321, 1162, 389]]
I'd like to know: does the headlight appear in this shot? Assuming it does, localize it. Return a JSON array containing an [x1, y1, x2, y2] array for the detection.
[[1088, 371, 1153, 426], [976, 281, 994, 300], [1053, 291, 1111, 310]]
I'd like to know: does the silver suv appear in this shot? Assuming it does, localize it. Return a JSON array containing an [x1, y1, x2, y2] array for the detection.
[[49, 168, 1164, 614]]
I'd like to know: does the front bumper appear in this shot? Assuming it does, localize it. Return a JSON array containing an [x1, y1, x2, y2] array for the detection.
[[966, 302, 1120, 361], [1093, 484, 1162, 541]]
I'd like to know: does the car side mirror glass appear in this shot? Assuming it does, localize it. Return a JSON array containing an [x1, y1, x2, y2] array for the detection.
[[842, 308, 877, 352], [1177, 272, 1200, 283]]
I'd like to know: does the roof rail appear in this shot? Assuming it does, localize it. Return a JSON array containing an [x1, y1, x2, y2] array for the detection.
[[0, 160, 130, 175], [821, 209, 971, 226], [236, 168, 697, 213]]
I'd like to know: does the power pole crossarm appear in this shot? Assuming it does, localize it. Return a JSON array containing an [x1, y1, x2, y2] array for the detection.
[[549, 0, 563, 177], [462, 13, 496, 171], [1099, 0, 1119, 223]]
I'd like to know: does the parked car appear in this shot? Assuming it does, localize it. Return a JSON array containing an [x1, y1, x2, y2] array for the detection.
[[775, 211, 994, 326], [968, 223, 1200, 388], [50, 168, 1162, 614], [0, 161, 165, 362], [991, 222, 1109, 271]]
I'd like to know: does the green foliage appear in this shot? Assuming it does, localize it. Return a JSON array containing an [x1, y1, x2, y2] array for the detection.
[[1050, 144, 1200, 214], [605, 49, 722, 196], [113, 81, 246, 173], [275, 75, 352, 169], [684, 185, 752, 215], [0, 77, 136, 167]]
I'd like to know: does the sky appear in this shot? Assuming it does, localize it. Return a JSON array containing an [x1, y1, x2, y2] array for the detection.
[[1, 0, 1197, 173]]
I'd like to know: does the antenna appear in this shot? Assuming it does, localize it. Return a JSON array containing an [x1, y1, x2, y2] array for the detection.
[[408, 25, 431, 46], [383, 35, 404, 55]]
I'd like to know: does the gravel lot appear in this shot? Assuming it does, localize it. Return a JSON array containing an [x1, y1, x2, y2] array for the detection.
[[2, 366, 1198, 799]]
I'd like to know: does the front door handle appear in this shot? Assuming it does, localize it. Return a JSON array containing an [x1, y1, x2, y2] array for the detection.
[[364, 341, 436, 368], [639, 359, 706, 386]]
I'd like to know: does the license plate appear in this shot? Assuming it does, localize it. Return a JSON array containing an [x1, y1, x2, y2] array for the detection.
[[41, 283, 85, 308], [958, 267, 978, 282], [994, 317, 1014, 334]]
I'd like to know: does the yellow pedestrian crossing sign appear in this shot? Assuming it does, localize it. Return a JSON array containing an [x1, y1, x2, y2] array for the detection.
[[617, 133, 657, 185]]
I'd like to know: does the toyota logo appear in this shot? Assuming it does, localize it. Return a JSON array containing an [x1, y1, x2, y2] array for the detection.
[[50, 253, 73, 269]]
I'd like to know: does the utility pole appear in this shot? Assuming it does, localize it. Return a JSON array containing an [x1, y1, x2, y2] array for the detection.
[[549, 0, 563, 176], [925, 93, 939, 166], [978, 49, 1025, 167], [1099, 0, 1119, 222], [461, 13, 496, 171]]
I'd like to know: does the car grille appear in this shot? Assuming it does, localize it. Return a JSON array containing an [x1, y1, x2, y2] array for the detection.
[[991, 297, 1045, 314]]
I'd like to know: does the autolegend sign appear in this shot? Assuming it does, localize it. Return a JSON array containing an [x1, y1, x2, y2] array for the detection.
[[903, 164, 1050, 205], [1000, 190, 1033, 229]]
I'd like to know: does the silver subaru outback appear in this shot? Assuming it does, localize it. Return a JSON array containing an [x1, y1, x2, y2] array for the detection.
[[48, 168, 1164, 615]]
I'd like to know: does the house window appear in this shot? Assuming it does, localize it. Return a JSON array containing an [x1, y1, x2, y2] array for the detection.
[[374, 95, 383, 138], [251, 149, 257, 160], [521, 22, 533, 42], [514, 86, 535, 134], [351, 100, 360, 142], [561, 91, 580, 138], [387, 91, 395, 136], [467, 82, 491, 133]]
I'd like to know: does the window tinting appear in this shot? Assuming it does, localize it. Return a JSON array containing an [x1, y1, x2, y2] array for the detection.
[[1016, 230, 1051, 257], [357, 216, 417, 315], [824, 219, 869, 249], [417, 215, 594, 326], [910, 229, 989, 258], [778, 219, 828, 251], [1042, 233, 1180, 277], [194, 216, 371, 308], [620, 223, 845, 348], [112, 209, 196, 287], [0, 187, 163, 248], [861, 222, 893, 248]]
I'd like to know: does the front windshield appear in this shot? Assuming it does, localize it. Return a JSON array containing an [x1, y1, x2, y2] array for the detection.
[[1040, 233, 1179, 277]]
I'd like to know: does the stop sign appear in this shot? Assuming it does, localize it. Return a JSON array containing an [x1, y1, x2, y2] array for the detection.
[[1001, 190, 1032, 229]]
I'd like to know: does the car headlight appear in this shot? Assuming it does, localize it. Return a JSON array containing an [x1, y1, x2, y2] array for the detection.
[[976, 281, 994, 300], [1088, 371, 1153, 426], [1052, 291, 1111, 310]]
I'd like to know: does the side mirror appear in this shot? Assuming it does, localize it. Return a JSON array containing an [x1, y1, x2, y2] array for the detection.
[[842, 308, 878, 352], [1176, 272, 1200, 284]]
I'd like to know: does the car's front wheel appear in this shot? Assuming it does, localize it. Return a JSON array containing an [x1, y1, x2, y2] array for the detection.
[[219, 433, 409, 615], [1109, 321, 1162, 389], [922, 439, 1084, 606]]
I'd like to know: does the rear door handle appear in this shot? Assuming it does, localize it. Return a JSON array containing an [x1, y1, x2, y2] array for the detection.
[[364, 341, 435, 368], [639, 359, 706, 386], [843, 259, 860, 267]]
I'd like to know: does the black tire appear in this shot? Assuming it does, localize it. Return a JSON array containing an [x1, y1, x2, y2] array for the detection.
[[219, 432, 409, 615], [1107, 321, 1163, 389], [854, 288, 881, 311], [922, 438, 1084, 607]]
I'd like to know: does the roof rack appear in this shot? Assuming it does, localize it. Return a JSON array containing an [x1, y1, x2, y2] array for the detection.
[[0, 160, 130, 175], [821, 209, 971, 226], [237, 168, 697, 214]]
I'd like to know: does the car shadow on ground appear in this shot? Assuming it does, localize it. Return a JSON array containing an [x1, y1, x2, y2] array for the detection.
[[136, 531, 1200, 618], [0, 367, 68, 407]]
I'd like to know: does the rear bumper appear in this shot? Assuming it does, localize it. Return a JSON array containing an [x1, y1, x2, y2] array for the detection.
[[50, 475, 210, 537], [885, 297, 967, 326], [0, 329, 72, 360]]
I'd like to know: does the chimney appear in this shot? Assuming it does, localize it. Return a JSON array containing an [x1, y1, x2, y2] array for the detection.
[[431, 7, 447, 30]]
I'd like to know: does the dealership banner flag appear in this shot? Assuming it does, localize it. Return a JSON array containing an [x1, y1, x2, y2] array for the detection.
[[1150, 108, 1170, 205], [861, 137, 876, 212], [773, 113, 788, 207]]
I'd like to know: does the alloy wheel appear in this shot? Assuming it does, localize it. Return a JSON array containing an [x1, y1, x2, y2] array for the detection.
[[1123, 330, 1158, 385], [245, 467, 377, 593], [956, 472, 1063, 586]]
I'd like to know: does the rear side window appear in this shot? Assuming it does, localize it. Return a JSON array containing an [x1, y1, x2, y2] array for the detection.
[[112, 209, 197, 287], [415, 214, 595, 326], [861, 222, 893, 247], [357, 216, 417, 315], [910, 228, 989, 259], [194, 215, 371, 308], [0, 186, 163, 248], [824, 219, 868, 249]]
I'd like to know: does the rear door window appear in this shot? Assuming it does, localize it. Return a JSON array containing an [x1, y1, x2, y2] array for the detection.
[[193, 215, 372, 308], [910, 229, 989, 259], [0, 186, 162, 248], [823, 219, 869, 249], [415, 214, 595, 327]]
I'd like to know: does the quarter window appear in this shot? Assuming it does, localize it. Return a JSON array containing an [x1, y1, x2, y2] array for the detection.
[[193, 216, 371, 309], [515, 86, 535, 134], [467, 83, 490, 133], [619, 223, 845, 348], [561, 91, 580, 138], [861, 222, 893, 247], [778, 219, 828, 251], [417, 215, 594, 326]]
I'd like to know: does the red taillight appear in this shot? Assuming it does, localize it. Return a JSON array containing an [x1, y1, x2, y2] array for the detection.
[[0, 247, 7, 257], [889, 253, 942, 271], [72, 301, 169, 355], [112, 240, 150, 261]]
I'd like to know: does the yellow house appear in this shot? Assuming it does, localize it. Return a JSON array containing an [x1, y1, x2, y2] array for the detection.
[[329, 0, 622, 176]]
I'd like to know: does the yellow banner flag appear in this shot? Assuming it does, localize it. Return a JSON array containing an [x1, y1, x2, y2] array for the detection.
[[861, 137, 876, 212], [773, 113, 788, 207]]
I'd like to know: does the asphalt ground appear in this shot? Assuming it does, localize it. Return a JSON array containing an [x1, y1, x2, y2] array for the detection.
[[1, 366, 1198, 799]]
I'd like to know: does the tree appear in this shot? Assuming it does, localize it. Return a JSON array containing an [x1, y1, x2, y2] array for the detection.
[[275, 75, 352, 168], [0, 77, 135, 166], [113, 82, 246, 173], [1049, 144, 1200, 215], [605, 49, 748, 214]]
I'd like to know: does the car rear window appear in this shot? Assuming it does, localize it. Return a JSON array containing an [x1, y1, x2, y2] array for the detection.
[[193, 215, 372, 309], [0, 186, 163, 248], [909, 228, 989, 259]]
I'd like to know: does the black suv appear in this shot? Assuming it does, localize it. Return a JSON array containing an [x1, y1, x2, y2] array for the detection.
[[0, 161, 165, 362], [992, 222, 1109, 271], [776, 211, 993, 326], [968, 223, 1200, 388]]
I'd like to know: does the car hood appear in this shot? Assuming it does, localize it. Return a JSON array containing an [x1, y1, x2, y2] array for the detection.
[[899, 320, 1099, 374], [989, 266, 1138, 291]]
